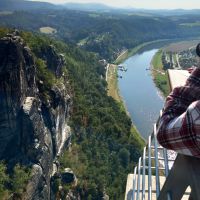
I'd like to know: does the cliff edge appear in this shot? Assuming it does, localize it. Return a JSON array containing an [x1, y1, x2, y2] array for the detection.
[[0, 32, 71, 199]]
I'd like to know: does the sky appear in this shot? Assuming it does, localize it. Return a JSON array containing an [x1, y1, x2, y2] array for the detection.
[[31, 0, 200, 9]]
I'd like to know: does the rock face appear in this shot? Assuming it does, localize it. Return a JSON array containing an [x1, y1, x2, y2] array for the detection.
[[0, 32, 72, 199], [0, 33, 37, 159], [42, 45, 65, 78]]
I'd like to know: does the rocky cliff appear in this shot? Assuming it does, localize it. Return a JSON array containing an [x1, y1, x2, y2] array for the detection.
[[0, 32, 72, 199]]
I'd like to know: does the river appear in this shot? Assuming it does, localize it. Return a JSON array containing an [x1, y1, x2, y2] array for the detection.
[[118, 49, 164, 140]]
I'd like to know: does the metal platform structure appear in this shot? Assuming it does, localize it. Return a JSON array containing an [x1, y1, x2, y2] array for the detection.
[[125, 110, 200, 200]]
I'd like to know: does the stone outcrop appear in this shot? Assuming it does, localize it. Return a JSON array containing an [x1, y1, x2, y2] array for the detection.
[[0, 32, 72, 199], [42, 45, 65, 78], [0, 33, 37, 159]]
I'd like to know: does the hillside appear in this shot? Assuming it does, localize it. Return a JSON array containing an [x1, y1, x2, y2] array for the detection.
[[1, 10, 200, 61], [0, 0, 58, 11], [63, 3, 113, 11], [1, 5, 200, 200], [0, 28, 144, 199]]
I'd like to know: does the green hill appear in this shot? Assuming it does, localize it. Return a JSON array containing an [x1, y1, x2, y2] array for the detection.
[[0, 28, 144, 199], [1, 10, 200, 61]]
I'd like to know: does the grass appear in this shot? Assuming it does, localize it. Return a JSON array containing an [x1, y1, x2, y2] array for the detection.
[[163, 40, 199, 53], [130, 125, 146, 145], [152, 50, 163, 70], [107, 64, 121, 102], [107, 64, 131, 115], [127, 13, 153, 17], [114, 50, 128, 64], [151, 50, 170, 97], [0, 11, 13, 15], [39, 27, 57, 34], [89, 13, 100, 18], [180, 22, 200, 27]]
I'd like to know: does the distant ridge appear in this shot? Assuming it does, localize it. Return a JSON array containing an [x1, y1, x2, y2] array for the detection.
[[0, 0, 59, 11], [1, 0, 200, 15], [63, 2, 113, 11], [62, 3, 200, 15], [136, 8, 200, 16]]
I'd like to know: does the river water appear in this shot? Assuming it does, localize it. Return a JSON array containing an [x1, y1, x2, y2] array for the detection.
[[118, 49, 164, 140]]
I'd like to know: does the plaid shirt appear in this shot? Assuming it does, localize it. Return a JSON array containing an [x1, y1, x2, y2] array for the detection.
[[157, 67, 200, 158]]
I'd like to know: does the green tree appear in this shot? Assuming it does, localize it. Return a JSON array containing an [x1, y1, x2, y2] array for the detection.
[[0, 162, 9, 199], [11, 164, 31, 197], [119, 148, 130, 168]]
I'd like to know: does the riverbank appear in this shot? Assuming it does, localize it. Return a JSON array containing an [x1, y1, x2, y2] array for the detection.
[[107, 39, 179, 140], [106, 63, 145, 142], [151, 50, 170, 97], [107, 64, 121, 102], [109, 38, 198, 139], [114, 39, 171, 65], [150, 39, 200, 97], [108, 39, 170, 102], [107, 41, 169, 142], [115, 49, 164, 139], [107, 63, 130, 114], [108, 39, 171, 103]]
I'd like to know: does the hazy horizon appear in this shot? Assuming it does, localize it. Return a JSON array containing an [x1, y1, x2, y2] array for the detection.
[[30, 0, 200, 9]]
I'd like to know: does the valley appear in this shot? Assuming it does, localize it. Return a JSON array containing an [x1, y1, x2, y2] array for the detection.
[[0, 1, 200, 199]]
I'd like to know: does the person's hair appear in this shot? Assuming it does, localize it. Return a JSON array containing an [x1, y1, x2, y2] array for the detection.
[[196, 43, 200, 57]]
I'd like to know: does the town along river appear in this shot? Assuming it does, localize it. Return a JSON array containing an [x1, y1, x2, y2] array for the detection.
[[118, 49, 164, 140]]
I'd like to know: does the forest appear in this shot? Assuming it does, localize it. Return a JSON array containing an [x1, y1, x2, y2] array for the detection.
[[0, 28, 144, 199], [1, 10, 200, 61], [1, 4, 200, 199]]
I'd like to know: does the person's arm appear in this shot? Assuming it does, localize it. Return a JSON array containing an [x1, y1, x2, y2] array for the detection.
[[157, 68, 200, 158]]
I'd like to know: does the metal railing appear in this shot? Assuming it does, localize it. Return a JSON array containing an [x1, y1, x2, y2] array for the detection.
[[126, 110, 200, 200], [158, 154, 200, 200], [130, 115, 174, 200]]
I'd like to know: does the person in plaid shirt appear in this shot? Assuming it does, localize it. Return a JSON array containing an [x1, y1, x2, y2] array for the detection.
[[157, 66, 200, 158]]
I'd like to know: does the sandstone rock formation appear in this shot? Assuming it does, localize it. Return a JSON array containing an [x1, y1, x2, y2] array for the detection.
[[0, 32, 72, 199]]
